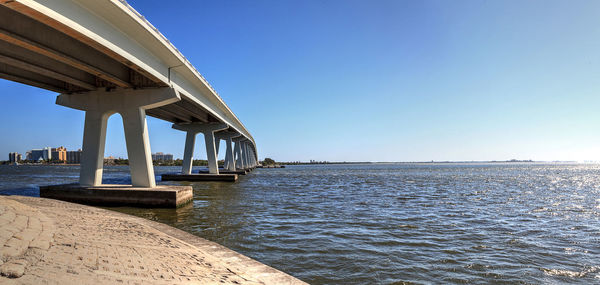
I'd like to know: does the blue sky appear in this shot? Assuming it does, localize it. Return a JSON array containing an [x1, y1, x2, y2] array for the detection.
[[2, 0, 600, 162]]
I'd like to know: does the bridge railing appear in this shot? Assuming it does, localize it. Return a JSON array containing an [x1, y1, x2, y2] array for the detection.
[[116, 0, 252, 141]]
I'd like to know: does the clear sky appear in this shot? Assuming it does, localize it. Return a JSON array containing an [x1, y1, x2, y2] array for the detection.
[[2, 0, 600, 162]]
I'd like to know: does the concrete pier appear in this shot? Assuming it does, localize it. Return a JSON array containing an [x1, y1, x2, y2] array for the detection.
[[257, 165, 286, 168], [162, 173, 238, 182], [39, 184, 193, 208], [198, 169, 247, 175], [173, 123, 229, 175], [57, 88, 180, 188], [215, 132, 242, 171]]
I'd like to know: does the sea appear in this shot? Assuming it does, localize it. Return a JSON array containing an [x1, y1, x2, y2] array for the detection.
[[1, 163, 599, 284]]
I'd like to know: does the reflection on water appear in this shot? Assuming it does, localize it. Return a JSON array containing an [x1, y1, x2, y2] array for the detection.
[[2, 163, 600, 284]]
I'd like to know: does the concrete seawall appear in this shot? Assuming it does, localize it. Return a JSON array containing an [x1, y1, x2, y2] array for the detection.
[[0, 195, 306, 284]]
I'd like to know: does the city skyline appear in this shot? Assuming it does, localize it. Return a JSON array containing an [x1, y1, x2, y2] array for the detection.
[[3, 144, 592, 164], [6, 145, 175, 162], [2, 1, 600, 162]]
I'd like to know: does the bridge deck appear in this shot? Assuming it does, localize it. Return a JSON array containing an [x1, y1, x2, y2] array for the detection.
[[0, 0, 257, 147]]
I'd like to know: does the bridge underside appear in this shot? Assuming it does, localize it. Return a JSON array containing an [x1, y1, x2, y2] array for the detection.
[[0, 3, 219, 125], [0, 0, 258, 192]]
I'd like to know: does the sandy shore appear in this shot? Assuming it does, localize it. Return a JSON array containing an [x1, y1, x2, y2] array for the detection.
[[0, 196, 306, 284]]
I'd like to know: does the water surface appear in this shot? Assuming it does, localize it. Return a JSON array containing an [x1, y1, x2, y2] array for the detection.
[[1, 163, 599, 284]]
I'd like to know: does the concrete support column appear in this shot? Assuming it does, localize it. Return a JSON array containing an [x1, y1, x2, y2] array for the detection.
[[249, 147, 255, 167], [203, 130, 219, 174], [224, 137, 235, 171], [250, 144, 256, 167], [173, 123, 229, 174], [247, 143, 253, 168], [79, 110, 110, 186], [215, 139, 221, 156], [241, 143, 247, 168], [181, 131, 196, 175], [215, 132, 241, 171], [121, 108, 155, 187], [233, 138, 245, 169], [223, 143, 231, 169], [241, 143, 249, 169], [56, 87, 180, 187], [237, 138, 256, 168]]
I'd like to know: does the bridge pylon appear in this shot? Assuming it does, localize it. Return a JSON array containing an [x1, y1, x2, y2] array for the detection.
[[56, 87, 180, 187], [172, 122, 229, 175], [215, 132, 242, 171]]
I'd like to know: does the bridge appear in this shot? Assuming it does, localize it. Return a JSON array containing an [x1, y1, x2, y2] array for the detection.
[[0, 0, 258, 205]]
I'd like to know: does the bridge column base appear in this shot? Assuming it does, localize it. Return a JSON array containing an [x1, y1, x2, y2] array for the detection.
[[161, 173, 238, 182], [40, 184, 193, 208], [197, 168, 247, 175]]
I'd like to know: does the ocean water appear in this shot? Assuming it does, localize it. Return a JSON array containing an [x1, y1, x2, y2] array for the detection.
[[1, 163, 600, 284]]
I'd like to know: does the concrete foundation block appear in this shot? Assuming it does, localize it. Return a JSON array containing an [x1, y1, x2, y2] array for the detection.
[[39, 184, 193, 208], [161, 173, 238, 182], [198, 169, 247, 175]]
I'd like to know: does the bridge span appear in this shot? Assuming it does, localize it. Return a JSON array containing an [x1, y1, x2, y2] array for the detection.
[[0, 0, 258, 191]]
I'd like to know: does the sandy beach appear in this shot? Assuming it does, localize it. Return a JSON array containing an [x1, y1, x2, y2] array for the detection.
[[0, 195, 306, 284]]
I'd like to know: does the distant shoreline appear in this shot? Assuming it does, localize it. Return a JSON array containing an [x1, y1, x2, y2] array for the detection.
[[1, 160, 591, 167], [281, 160, 583, 165]]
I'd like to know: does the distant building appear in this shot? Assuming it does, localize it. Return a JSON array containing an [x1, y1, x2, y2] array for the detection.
[[51, 146, 67, 162], [27, 147, 52, 161], [67, 149, 82, 164], [8, 152, 22, 163], [104, 156, 115, 165], [152, 152, 173, 161]]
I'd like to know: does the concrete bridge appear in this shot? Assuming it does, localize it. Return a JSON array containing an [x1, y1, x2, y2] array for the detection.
[[0, 0, 258, 205]]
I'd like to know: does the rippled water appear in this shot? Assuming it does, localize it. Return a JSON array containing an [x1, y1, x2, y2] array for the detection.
[[2, 163, 600, 284]]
